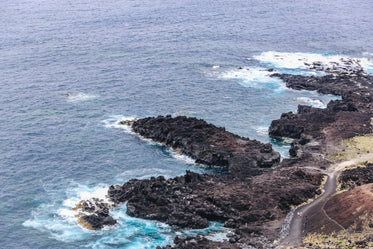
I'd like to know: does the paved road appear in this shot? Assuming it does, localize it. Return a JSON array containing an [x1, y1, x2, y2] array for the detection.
[[278, 153, 373, 248]]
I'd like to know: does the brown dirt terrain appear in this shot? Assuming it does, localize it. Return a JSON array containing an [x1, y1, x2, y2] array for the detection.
[[306, 183, 373, 234], [302, 184, 373, 249]]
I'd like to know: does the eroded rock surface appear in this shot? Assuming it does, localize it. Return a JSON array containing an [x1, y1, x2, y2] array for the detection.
[[72, 198, 117, 230], [108, 168, 323, 237], [130, 115, 281, 176], [158, 236, 242, 249], [339, 162, 373, 190]]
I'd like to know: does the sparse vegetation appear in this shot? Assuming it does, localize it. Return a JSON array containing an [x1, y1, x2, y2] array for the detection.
[[328, 118, 373, 162], [302, 230, 373, 249]]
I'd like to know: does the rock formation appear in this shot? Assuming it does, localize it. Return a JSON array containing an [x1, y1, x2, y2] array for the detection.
[[130, 115, 281, 176], [108, 168, 322, 232], [269, 73, 373, 162], [338, 162, 373, 191]]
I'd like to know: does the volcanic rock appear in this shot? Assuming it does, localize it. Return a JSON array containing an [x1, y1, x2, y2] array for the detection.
[[339, 162, 373, 190], [73, 198, 117, 230], [80, 212, 117, 230], [107, 168, 323, 233], [158, 235, 242, 249], [131, 115, 280, 176], [269, 73, 373, 161]]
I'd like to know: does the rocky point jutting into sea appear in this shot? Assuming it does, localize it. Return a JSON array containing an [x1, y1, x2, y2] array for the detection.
[[74, 60, 373, 248]]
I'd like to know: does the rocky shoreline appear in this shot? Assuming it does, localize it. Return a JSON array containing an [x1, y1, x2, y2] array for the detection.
[[75, 65, 373, 248], [131, 115, 281, 175]]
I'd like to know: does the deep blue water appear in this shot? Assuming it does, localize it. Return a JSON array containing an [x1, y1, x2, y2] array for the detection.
[[1, 0, 373, 248]]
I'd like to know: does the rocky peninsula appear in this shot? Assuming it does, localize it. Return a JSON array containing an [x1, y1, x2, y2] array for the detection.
[[75, 61, 373, 248], [131, 115, 281, 174]]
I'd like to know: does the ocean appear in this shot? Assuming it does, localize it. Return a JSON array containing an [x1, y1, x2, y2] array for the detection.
[[1, 0, 373, 248]]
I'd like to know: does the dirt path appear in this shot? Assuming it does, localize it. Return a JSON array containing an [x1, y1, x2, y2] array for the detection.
[[278, 153, 373, 248]]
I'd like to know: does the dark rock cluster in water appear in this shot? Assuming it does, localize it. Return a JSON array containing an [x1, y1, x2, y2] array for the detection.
[[72, 198, 117, 230]]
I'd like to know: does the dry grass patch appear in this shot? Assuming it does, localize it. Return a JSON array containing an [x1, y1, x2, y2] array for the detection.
[[328, 118, 373, 162], [302, 230, 373, 249], [328, 134, 373, 162]]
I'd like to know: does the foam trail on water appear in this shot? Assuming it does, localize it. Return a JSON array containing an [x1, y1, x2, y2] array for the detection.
[[168, 150, 196, 165], [218, 67, 285, 92], [102, 115, 161, 145], [102, 115, 137, 133], [296, 97, 325, 108], [62, 92, 98, 102], [255, 126, 269, 136]]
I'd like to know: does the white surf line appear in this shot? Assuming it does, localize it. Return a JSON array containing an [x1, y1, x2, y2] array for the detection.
[[103, 116, 198, 165], [253, 51, 373, 75]]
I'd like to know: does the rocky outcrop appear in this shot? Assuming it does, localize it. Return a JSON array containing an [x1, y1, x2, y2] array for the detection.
[[72, 198, 117, 230], [80, 211, 117, 230], [129, 115, 280, 176], [108, 168, 323, 235], [158, 235, 242, 249], [271, 73, 373, 101], [75, 167, 322, 237], [339, 162, 373, 190], [269, 73, 373, 160]]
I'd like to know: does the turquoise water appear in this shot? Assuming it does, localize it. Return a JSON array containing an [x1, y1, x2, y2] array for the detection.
[[1, 0, 372, 248]]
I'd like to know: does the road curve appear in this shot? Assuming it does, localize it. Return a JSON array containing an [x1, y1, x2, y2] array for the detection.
[[278, 153, 373, 248]]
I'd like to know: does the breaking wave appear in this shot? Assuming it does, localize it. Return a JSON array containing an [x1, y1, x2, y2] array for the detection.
[[253, 51, 373, 75], [23, 182, 228, 248]]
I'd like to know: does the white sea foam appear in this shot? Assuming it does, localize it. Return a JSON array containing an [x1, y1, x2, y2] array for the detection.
[[102, 115, 137, 133], [102, 116, 197, 165], [24, 183, 228, 247], [23, 183, 112, 242], [219, 67, 285, 91], [63, 92, 97, 102], [253, 51, 373, 75], [296, 97, 326, 108], [62, 183, 111, 208], [255, 126, 269, 136], [220, 67, 275, 83], [169, 150, 196, 165], [23, 216, 91, 242], [205, 224, 230, 242], [102, 115, 157, 145]]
